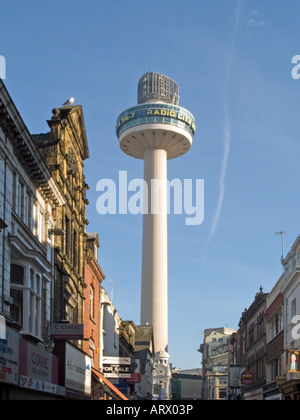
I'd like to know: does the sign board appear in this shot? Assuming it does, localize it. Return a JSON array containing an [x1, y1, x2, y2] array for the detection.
[[126, 359, 141, 384], [287, 349, 300, 373], [241, 370, 253, 385], [0, 325, 19, 385], [19, 375, 64, 395], [102, 356, 131, 378], [102, 356, 131, 365], [116, 106, 196, 136], [50, 323, 84, 340], [230, 365, 247, 388], [19, 339, 59, 385], [65, 342, 91, 395]]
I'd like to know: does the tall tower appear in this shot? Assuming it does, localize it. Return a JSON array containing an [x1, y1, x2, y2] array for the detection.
[[116, 72, 196, 360]]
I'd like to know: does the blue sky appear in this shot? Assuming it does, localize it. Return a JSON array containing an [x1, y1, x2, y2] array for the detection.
[[1, 0, 300, 369]]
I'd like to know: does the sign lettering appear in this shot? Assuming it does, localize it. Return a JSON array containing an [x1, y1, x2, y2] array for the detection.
[[116, 107, 196, 135]]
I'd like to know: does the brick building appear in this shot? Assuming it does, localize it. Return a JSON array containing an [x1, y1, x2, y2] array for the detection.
[[233, 288, 268, 400], [83, 233, 105, 368], [264, 277, 284, 400]]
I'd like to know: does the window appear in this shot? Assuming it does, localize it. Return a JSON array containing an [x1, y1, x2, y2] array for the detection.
[[90, 285, 94, 319], [65, 288, 78, 324], [23, 190, 28, 225], [38, 211, 43, 243], [10, 264, 24, 325], [10, 264, 43, 337], [16, 181, 22, 216], [257, 312, 264, 337], [292, 298, 297, 319], [271, 357, 282, 382], [272, 312, 283, 339], [65, 216, 70, 258], [73, 230, 78, 270], [249, 322, 255, 346]]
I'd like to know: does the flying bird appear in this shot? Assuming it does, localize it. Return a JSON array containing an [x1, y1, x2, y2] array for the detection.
[[62, 97, 75, 106]]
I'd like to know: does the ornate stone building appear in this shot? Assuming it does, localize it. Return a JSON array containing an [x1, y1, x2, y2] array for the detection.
[[34, 105, 90, 328]]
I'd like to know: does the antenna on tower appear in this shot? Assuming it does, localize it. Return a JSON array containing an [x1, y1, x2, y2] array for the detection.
[[275, 230, 286, 268]]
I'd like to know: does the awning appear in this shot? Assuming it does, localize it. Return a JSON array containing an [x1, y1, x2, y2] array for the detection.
[[92, 368, 128, 400]]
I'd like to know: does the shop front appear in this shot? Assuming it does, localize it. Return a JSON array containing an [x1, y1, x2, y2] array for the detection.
[[0, 325, 64, 400], [53, 341, 92, 400]]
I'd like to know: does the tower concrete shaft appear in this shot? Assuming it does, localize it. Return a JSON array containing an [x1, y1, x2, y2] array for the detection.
[[141, 148, 168, 353]]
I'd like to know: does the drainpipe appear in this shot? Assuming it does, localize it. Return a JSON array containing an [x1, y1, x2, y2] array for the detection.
[[1, 158, 7, 313]]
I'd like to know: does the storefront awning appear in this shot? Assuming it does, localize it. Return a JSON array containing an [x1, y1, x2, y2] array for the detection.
[[92, 368, 128, 400]]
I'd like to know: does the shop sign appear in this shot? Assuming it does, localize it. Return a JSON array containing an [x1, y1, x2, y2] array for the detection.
[[241, 370, 253, 385], [19, 375, 59, 394], [0, 325, 19, 385], [102, 356, 131, 379], [65, 342, 91, 395], [19, 339, 59, 385], [50, 323, 84, 340], [126, 359, 141, 383], [287, 349, 300, 373]]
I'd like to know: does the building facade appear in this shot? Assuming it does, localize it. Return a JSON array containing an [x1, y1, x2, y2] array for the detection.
[[199, 327, 236, 400], [0, 79, 65, 399], [277, 235, 300, 399], [134, 325, 155, 400], [34, 105, 90, 328], [228, 288, 268, 400], [83, 232, 105, 398], [171, 369, 202, 400], [264, 276, 284, 400]]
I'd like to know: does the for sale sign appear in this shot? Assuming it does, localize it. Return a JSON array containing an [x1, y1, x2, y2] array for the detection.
[[102, 356, 131, 378]]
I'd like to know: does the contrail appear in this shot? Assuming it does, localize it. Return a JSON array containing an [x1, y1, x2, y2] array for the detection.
[[208, 0, 241, 242], [208, 100, 231, 242], [202, 0, 242, 263]]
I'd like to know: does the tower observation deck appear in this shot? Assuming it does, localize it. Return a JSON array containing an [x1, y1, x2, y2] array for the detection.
[[116, 73, 196, 383]]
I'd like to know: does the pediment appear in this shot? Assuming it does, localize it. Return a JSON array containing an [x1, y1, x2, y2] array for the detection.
[[48, 105, 90, 161]]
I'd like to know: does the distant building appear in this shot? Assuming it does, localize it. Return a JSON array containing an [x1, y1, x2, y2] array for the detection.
[[198, 327, 236, 400], [241, 288, 268, 400], [264, 275, 284, 400], [229, 288, 268, 400], [171, 368, 202, 400], [134, 325, 155, 399]]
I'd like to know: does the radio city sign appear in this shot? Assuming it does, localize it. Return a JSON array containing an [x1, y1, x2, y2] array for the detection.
[[50, 323, 85, 341], [116, 105, 196, 136]]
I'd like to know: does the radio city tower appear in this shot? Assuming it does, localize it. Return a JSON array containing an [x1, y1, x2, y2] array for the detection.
[[116, 72, 196, 363]]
